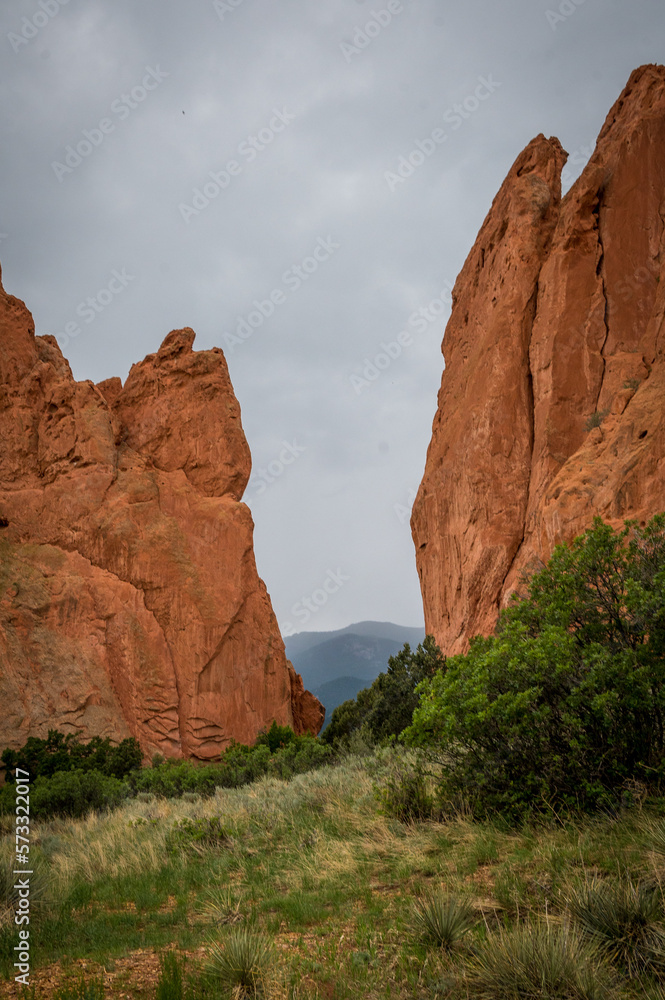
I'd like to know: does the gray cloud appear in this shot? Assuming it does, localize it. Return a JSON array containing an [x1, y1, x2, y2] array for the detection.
[[1, 0, 663, 633]]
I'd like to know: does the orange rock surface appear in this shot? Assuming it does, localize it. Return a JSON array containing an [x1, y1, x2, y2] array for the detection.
[[0, 270, 323, 757], [412, 64, 665, 655]]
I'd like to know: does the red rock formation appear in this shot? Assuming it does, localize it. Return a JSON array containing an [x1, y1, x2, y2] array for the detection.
[[412, 64, 665, 655], [0, 269, 323, 757]]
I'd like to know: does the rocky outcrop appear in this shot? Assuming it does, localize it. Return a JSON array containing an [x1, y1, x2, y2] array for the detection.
[[412, 64, 665, 654], [0, 270, 323, 757]]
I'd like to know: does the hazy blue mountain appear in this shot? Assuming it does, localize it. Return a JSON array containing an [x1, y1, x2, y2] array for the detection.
[[285, 621, 424, 726]]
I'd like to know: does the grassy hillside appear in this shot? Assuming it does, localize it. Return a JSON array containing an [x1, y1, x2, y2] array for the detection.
[[2, 752, 665, 999]]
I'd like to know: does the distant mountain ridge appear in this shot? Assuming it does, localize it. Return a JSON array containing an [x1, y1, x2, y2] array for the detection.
[[284, 621, 425, 727]]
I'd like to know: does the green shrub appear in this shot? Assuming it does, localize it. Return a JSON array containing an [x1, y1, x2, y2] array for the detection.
[[29, 769, 129, 819], [374, 751, 436, 822], [412, 893, 475, 949], [166, 817, 232, 856], [322, 635, 443, 747], [462, 922, 622, 1000], [567, 879, 665, 976], [585, 409, 609, 431], [1, 731, 142, 782], [130, 760, 228, 799], [267, 735, 333, 779], [254, 720, 296, 753], [206, 928, 273, 997], [406, 515, 665, 818]]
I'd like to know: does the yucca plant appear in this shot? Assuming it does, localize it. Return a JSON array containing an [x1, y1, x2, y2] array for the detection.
[[206, 928, 273, 998], [462, 921, 621, 1000], [198, 885, 243, 926], [567, 879, 665, 977], [412, 892, 475, 949]]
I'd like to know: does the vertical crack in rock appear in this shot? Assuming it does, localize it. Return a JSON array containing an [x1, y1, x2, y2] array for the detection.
[[497, 280, 540, 609], [591, 191, 611, 412]]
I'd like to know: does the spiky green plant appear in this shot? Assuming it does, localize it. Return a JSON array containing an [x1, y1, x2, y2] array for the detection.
[[198, 885, 243, 925], [412, 892, 475, 949], [462, 921, 621, 1000], [206, 928, 273, 998], [567, 879, 665, 976]]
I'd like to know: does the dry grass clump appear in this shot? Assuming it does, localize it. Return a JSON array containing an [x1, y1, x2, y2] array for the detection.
[[567, 878, 665, 977], [461, 921, 622, 1000]]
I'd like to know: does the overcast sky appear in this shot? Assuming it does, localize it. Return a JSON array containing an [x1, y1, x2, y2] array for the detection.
[[0, 0, 663, 636]]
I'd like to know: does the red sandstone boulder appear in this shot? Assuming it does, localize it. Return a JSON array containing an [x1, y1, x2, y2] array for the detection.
[[0, 266, 323, 757], [413, 64, 665, 654]]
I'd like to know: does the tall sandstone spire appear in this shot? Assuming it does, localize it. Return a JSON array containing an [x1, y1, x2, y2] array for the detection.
[[0, 270, 323, 757], [412, 64, 665, 655]]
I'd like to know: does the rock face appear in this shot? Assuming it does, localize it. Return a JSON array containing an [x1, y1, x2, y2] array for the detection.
[[412, 64, 665, 655], [0, 274, 324, 757]]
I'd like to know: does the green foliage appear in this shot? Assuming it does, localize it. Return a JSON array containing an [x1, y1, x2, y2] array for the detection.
[[254, 720, 295, 753], [374, 751, 436, 822], [0, 723, 334, 820], [156, 951, 184, 1000], [624, 377, 641, 391], [27, 769, 130, 819], [322, 635, 444, 747], [406, 515, 665, 818], [131, 733, 332, 800], [52, 975, 106, 1000], [206, 928, 273, 997], [462, 922, 622, 1000], [412, 893, 475, 949], [266, 734, 333, 778], [568, 879, 665, 976], [585, 408, 609, 431], [1, 730, 142, 783], [166, 817, 232, 856]]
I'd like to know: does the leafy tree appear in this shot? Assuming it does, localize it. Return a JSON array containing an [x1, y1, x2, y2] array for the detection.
[[1, 730, 142, 782], [322, 635, 444, 746], [405, 515, 665, 818], [255, 720, 296, 753]]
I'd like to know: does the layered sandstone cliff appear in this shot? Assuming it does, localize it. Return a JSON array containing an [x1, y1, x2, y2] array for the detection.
[[0, 271, 323, 757], [412, 64, 665, 654]]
